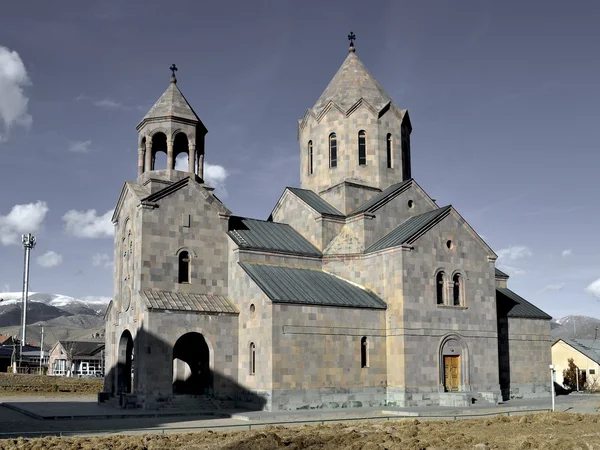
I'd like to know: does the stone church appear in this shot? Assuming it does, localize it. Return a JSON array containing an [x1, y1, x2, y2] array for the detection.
[[103, 39, 552, 411]]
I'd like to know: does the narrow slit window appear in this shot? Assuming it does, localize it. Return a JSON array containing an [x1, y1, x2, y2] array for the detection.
[[308, 140, 313, 175], [436, 272, 445, 305], [386, 134, 393, 168], [250, 342, 256, 375], [329, 133, 337, 168], [453, 274, 461, 306], [361, 336, 369, 368], [358, 131, 366, 165], [178, 251, 190, 284]]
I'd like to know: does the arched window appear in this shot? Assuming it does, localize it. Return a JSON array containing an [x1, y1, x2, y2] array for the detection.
[[453, 273, 462, 306], [178, 251, 190, 284], [402, 136, 411, 179], [386, 133, 393, 168], [249, 342, 256, 375], [361, 336, 368, 368], [329, 133, 337, 168], [436, 271, 445, 305], [308, 140, 313, 175], [358, 131, 366, 165]]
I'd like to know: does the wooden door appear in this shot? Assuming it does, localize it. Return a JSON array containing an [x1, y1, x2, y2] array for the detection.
[[444, 356, 460, 392]]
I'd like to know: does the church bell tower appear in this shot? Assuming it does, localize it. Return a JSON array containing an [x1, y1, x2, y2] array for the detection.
[[136, 64, 208, 182]]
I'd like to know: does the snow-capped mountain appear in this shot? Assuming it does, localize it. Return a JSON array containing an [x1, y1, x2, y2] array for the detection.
[[0, 292, 109, 349], [0, 292, 110, 315], [552, 315, 600, 340]]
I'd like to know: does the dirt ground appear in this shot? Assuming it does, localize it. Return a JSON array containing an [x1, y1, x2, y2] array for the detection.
[[0, 373, 103, 395], [1, 412, 600, 450]]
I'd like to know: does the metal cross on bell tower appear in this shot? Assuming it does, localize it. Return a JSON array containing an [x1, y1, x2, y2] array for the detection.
[[170, 64, 178, 83], [348, 31, 356, 52]]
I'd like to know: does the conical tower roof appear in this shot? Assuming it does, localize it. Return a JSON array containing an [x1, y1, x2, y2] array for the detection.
[[140, 77, 200, 124], [312, 50, 393, 116]]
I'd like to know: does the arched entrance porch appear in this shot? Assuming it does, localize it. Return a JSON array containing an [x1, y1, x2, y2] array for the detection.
[[117, 330, 134, 394], [172, 332, 212, 395]]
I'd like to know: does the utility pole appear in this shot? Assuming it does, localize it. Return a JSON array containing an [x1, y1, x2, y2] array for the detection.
[[39, 325, 44, 373], [20, 233, 36, 366]]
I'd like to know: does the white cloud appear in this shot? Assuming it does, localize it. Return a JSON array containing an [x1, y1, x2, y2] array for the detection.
[[68, 140, 92, 153], [585, 279, 600, 298], [562, 249, 572, 258], [63, 209, 114, 238], [77, 94, 129, 111], [37, 251, 63, 268], [543, 282, 565, 292], [173, 157, 229, 198], [497, 246, 532, 262], [0, 201, 48, 245], [92, 253, 113, 268], [174, 153, 188, 170], [0, 46, 32, 142], [204, 163, 229, 198], [497, 265, 526, 277], [93, 98, 125, 110]]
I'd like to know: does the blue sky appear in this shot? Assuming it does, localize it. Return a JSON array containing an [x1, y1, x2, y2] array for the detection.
[[0, 0, 599, 319]]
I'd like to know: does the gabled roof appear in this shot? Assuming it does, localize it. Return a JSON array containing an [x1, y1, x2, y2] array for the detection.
[[142, 290, 237, 314], [554, 338, 600, 365], [365, 206, 452, 253], [239, 262, 386, 310], [287, 188, 344, 216], [495, 268, 509, 278], [496, 287, 552, 320], [228, 216, 321, 256], [140, 79, 200, 124], [56, 341, 105, 357], [312, 51, 393, 116], [350, 179, 413, 216]]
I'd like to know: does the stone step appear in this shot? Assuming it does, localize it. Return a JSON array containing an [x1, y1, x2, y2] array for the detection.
[[158, 395, 221, 411]]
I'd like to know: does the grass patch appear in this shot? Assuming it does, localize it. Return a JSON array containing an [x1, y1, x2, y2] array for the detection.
[[0, 373, 103, 395]]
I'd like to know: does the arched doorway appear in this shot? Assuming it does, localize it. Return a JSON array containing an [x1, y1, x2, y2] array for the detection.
[[117, 330, 134, 394], [172, 332, 211, 395], [439, 335, 469, 393]]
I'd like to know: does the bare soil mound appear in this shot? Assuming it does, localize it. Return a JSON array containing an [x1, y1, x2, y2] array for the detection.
[[0, 373, 103, 395], [1, 412, 599, 449]]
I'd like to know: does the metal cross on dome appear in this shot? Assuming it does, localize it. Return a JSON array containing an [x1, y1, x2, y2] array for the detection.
[[170, 64, 178, 77], [348, 31, 356, 46]]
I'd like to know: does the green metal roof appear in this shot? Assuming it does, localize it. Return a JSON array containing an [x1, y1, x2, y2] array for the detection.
[[239, 262, 387, 309], [495, 268, 509, 278], [365, 206, 452, 253], [555, 338, 600, 365], [287, 188, 344, 216], [350, 179, 412, 216], [228, 217, 321, 256], [496, 287, 552, 320]]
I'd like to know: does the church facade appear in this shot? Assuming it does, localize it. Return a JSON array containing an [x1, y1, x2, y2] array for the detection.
[[103, 41, 552, 411]]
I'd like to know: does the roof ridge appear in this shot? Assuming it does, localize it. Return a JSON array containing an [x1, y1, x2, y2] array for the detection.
[[350, 179, 413, 216], [364, 205, 452, 253]]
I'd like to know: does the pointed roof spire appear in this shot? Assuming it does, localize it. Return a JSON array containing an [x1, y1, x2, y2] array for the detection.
[[312, 38, 393, 116], [139, 65, 199, 124]]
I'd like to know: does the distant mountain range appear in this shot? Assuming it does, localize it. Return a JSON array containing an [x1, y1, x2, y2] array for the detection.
[[551, 315, 600, 341], [0, 292, 110, 349]]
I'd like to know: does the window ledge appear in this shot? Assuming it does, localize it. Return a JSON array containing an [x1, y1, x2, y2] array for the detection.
[[437, 305, 468, 310]]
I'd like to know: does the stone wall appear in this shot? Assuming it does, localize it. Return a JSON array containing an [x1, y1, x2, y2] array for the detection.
[[504, 317, 552, 399], [270, 302, 387, 410], [138, 180, 230, 296], [398, 210, 500, 404], [228, 241, 274, 410]]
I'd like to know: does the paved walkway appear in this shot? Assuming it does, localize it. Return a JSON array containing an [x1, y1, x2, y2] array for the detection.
[[0, 393, 596, 438]]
